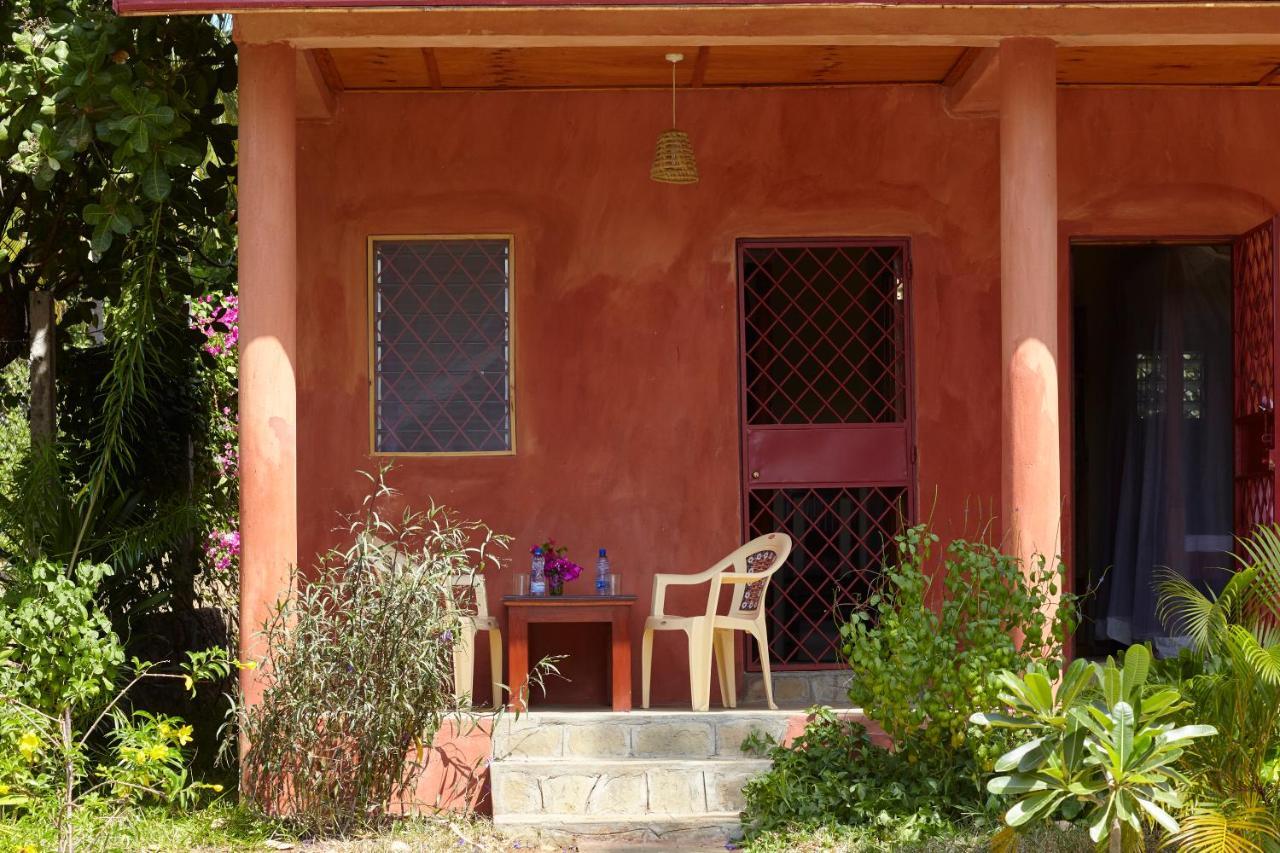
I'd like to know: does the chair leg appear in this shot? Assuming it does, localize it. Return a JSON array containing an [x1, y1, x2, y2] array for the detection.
[[717, 630, 738, 709], [488, 628, 504, 711], [641, 628, 654, 709], [689, 626, 712, 712], [453, 626, 476, 706], [713, 631, 728, 709], [752, 626, 776, 710]]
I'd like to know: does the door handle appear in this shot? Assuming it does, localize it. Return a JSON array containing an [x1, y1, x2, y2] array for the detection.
[[751, 471, 761, 480]]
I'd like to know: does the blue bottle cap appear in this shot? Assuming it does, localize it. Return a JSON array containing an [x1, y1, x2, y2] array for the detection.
[[599, 548, 607, 557], [534, 547, 543, 555]]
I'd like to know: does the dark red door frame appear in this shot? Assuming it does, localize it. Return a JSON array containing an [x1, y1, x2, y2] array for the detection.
[[735, 237, 917, 672]]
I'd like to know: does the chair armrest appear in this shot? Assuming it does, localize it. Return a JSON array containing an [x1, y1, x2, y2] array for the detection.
[[650, 564, 725, 617]]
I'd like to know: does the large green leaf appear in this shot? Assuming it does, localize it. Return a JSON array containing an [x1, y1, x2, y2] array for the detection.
[[1120, 644, 1150, 699], [994, 736, 1049, 774]]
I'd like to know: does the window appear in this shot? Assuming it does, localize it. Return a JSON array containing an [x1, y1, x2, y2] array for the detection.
[[371, 237, 513, 454]]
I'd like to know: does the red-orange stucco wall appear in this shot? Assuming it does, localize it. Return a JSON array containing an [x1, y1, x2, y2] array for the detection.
[[294, 85, 1280, 706]]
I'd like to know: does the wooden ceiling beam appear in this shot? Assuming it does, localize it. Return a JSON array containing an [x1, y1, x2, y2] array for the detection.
[[297, 49, 338, 119], [691, 46, 710, 87], [235, 6, 1280, 49], [421, 47, 444, 88], [943, 46, 999, 116]]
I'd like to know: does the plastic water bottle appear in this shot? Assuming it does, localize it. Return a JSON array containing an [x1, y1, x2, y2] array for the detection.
[[530, 547, 547, 596], [595, 548, 611, 595]]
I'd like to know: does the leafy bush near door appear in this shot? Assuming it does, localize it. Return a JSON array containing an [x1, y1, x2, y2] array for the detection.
[[841, 525, 1073, 788], [740, 525, 1074, 842]]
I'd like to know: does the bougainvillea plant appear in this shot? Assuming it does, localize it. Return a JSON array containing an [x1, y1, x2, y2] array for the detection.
[[532, 539, 584, 586]]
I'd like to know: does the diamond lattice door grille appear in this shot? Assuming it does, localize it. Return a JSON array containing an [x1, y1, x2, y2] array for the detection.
[[373, 238, 512, 453], [743, 244, 906, 426], [738, 240, 913, 670], [747, 487, 906, 666], [1233, 220, 1279, 534]]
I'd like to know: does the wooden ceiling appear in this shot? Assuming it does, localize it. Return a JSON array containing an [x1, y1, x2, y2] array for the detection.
[[314, 45, 1280, 93]]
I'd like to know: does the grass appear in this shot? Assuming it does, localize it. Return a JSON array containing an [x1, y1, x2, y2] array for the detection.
[[0, 799, 543, 853], [740, 821, 1097, 852]]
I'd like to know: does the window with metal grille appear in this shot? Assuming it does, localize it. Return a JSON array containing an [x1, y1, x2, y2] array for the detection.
[[371, 237, 513, 454]]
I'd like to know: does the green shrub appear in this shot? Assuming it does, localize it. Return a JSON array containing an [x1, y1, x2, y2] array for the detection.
[[240, 471, 509, 835], [841, 525, 1072, 779], [1146, 525, 1280, 852], [740, 707, 973, 843], [0, 559, 230, 853], [972, 645, 1215, 852]]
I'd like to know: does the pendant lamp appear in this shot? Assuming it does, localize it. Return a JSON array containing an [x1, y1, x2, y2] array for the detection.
[[650, 52, 699, 185]]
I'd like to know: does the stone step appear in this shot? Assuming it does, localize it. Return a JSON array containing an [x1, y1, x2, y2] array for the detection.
[[743, 669, 852, 707], [494, 812, 744, 847], [491, 710, 792, 760], [490, 757, 771, 817]]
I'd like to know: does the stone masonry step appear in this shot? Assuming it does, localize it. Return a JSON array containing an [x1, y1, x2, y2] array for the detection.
[[490, 757, 772, 817], [743, 669, 852, 707], [491, 710, 793, 760], [493, 812, 743, 847]]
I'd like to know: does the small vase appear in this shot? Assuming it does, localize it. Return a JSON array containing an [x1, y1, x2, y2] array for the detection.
[[549, 579, 565, 596]]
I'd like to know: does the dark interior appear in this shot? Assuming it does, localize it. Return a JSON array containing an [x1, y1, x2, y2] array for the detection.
[[1072, 243, 1235, 658]]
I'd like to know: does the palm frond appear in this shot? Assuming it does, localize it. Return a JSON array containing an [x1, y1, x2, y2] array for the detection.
[[1236, 525, 1280, 627], [1225, 625, 1280, 687], [1156, 567, 1237, 653], [1166, 803, 1279, 853]]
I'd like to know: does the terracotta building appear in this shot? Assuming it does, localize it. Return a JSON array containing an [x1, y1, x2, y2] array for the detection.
[[117, 0, 1280, 710]]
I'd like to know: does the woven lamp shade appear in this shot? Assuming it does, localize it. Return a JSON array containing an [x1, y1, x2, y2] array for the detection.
[[650, 128, 699, 185]]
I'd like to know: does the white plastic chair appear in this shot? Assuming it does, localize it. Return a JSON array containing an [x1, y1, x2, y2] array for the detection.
[[449, 573, 503, 710], [641, 533, 793, 711], [711, 534, 792, 710]]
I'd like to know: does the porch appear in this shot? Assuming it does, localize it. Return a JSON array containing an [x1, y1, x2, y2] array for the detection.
[[129, 0, 1280, 775]]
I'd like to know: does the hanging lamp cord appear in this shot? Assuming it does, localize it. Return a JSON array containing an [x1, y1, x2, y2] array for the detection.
[[670, 59, 677, 128]]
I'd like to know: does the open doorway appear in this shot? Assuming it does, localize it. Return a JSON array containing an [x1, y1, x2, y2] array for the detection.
[[1072, 243, 1235, 657]]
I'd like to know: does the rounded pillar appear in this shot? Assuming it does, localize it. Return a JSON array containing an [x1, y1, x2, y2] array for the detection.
[[999, 38, 1061, 566], [237, 42, 297, 712]]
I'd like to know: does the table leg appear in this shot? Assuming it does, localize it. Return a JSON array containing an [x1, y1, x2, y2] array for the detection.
[[611, 608, 632, 712], [508, 610, 529, 712]]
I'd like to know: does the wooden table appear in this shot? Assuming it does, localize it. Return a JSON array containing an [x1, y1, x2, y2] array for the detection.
[[503, 595, 637, 712]]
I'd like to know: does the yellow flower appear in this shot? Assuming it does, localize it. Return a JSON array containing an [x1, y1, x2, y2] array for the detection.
[[18, 845, 37, 853], [0, 783, 10, 795], [183, 675, 194, 691], [234, 660, 258, 671], [129, 747, 148, 765], [148, 744, 169, 761], [158, 723, 173, 738], [175, 725, 193, 745], [17, 731, 40, 762], [211, 783, 224, 793]]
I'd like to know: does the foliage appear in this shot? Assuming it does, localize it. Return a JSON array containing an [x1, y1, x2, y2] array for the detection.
[[1148, 524, 1280, 852], [740, 707, 988, 843], [0, 558, 124, 713], [972, 645, 1216, 852], [0, 0, 239, 623], [0, 556, 235, 852], [740, 819, 1097, 853], [0, 798, 523, 852], [841, 524, 1073, 787], [240, 471, 512, 835]]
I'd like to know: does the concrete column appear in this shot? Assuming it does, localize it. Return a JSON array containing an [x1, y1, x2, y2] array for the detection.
[[999, 38, 1061, 566], [237, 43, 297, 711]]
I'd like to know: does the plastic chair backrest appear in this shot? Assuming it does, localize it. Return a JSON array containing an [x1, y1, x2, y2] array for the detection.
[[449, 573, 490, 621], [725, 532, 793, 620]]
